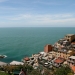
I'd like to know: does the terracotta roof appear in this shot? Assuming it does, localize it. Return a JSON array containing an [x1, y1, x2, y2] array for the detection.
[[54, 58, 64, 64], [24, 57, 30, 61]]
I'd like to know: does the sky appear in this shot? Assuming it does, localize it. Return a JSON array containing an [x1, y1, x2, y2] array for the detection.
[[0, 0, 75, 27]]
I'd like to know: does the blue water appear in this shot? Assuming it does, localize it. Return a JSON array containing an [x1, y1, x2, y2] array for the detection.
[[0, 27, 75, 63]]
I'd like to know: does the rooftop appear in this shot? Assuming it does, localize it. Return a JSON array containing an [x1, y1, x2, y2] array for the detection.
[[54, 57, 64, 64], [69, 56, 75, 60], [24, 57, 30, 61], [65, 34, 75, 37]]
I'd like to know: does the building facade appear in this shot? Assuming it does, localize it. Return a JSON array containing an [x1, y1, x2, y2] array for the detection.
[[67, 56, 75, 73], [55, 50, 75, 60], [44, 44, 53, 53], [65, 34, 75, 42]]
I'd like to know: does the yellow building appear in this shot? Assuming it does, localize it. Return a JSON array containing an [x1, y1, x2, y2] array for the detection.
[[55, 50, 75, 60]]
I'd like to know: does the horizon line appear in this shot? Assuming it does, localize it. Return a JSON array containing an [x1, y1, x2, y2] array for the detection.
[[0, 26, 75, 28]]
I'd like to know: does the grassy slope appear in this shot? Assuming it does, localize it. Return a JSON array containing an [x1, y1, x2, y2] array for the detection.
[[0, 71, 13, 75]]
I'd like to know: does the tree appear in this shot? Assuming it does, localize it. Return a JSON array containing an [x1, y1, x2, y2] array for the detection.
[[55, 66, 73, 75], [67, 73, 73, 75]]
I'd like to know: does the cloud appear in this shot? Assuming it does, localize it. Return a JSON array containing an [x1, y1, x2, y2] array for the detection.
[[9, 13, 73, 21], [29, 16, 75, 26], [9, 14, 32, 20], [0, 13, 75, 27]]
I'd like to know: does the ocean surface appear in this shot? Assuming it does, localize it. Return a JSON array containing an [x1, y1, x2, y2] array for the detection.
[[0, 27, 75, 63]]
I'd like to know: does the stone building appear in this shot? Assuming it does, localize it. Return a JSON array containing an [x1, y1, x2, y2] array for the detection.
[[65, 34, 75, 42]]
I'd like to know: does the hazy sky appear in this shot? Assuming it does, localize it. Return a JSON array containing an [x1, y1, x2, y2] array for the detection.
[[0, 0, 75, 27]]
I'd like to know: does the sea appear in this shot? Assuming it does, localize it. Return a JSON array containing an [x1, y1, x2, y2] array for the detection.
[[0, 27, 75, 63]]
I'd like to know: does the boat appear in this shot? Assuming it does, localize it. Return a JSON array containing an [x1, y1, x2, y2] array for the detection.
[[0, 55, 7, 58]]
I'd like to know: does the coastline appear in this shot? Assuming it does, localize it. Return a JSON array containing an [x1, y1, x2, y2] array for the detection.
[[0, 33, 75, 74]]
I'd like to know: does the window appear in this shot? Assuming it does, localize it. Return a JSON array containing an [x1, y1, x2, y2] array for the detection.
[[67, 36, 70, 38], [72, 63, 73, 65]]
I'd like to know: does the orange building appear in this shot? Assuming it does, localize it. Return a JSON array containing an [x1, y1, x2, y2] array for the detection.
[[44, 44, 53, 53]]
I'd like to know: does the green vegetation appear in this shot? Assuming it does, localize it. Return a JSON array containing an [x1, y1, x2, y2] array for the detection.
[[0, 71, 8, 75], [0, 71, 13, 75], [0, 64, 74, 75], [54, 65, 73, 75]]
